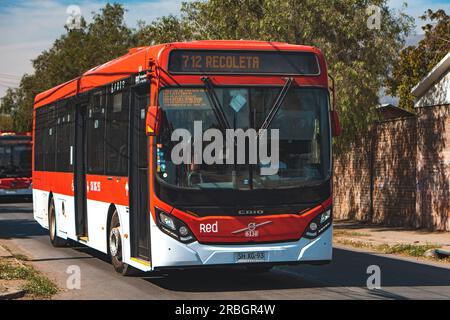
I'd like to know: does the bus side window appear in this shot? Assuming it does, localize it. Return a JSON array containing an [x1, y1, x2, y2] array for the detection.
[[56, 100, 72, 172], [105, 89, 129, 176], [44, 105, 57, 172], [34, 107, 46, 171], [87, 90, 106, 175]]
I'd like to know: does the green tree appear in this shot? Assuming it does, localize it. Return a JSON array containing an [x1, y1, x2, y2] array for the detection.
[[387, 9, 450, 110], [1, 0, 414, 149], [0, 115, 13, 131], [180, 0, 413, 148], [134, 15, 195, 45], [0, 86, 28, 131], [0, 3, 133, 132]]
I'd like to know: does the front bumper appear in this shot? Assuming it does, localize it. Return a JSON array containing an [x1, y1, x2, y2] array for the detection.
[[151, 219, 333, 268]]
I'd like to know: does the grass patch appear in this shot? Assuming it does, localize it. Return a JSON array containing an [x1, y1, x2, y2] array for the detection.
[[334, 230, 370, 237], [0, 261, 34, 280], [335, 239, 372, 249], [0, 259, 57, 298], [12, 253, 30, 261], [21, 274, 58, 298], [378, 243, 438, 257], [335, 239, 443, 260]]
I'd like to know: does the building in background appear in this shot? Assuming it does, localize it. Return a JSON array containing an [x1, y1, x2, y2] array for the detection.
[[411, 52, 450, 231], [334, 52, 450, 231], [412, 52, 450, 108]]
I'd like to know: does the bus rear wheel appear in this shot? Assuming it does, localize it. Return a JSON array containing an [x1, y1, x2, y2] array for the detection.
[[108, 210, 134, 276], [49, 198, 67, 247]]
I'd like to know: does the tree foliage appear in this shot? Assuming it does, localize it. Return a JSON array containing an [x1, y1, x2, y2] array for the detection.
[[1, 1, 414, 150], [0, 3, 133, 131], [387, 9, 450, 111], [0, 114, 13, 131], [134, 15, 195, 45], [181, 0, 413, 148]]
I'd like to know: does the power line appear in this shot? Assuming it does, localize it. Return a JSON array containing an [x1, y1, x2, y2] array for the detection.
[[0, 73, 22, 80], [0, 78, 20, 85], [0, 83, 17, 88]]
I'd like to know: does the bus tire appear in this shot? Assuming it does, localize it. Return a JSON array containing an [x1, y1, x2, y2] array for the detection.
[[108, 209, 134, 276], [49, 198, 67, 247]]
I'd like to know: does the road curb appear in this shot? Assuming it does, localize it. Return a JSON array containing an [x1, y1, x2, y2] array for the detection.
[[0, 290, 26, 300], [0, 245, 12, 258], [436, 248, 450, 258]]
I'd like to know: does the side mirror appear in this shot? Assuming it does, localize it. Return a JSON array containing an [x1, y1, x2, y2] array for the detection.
[[146, 106, 161, 136], [330, 110, 341, 137]]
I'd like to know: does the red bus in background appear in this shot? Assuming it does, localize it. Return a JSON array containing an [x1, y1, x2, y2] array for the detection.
[[0, 131, 32, 199], [32, 41, 341, 275]]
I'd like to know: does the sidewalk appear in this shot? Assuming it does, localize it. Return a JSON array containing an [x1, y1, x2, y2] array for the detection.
[[0, 244, 26, 300], [334, 220, 450, 258], [0, 243, 58, 300]]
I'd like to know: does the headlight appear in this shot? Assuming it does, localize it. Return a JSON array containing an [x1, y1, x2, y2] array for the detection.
[[159, 212, 176, 230], [303, 207, 332, 239], [155, 208, 196, 244]]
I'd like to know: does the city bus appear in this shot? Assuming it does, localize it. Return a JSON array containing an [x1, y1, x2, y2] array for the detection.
[[0, 131, 32, 199], [32, 41, 341, 274]]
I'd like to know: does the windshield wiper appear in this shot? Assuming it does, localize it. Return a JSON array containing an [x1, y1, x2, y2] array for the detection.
[[258, 77, 294, 134], [201, 77, 231, 131]]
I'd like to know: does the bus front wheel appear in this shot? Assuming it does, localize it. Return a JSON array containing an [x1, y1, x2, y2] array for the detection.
[[108, 210, 133, 276]]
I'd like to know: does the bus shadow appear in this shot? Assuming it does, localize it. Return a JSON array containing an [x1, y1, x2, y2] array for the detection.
[[143, 267, 319, 292], [0, 219, 47, 239], [142, 248, 450, 293], [0, 197, 32, 204]]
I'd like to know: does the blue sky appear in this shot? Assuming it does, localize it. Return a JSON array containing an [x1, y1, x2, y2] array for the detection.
[[0, 0, 449, 98]]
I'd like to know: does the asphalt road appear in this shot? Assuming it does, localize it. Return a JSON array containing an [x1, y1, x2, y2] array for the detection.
[[1, 201, 450, 300]]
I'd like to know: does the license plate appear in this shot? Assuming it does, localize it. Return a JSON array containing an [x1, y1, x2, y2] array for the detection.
[[5, 190, 17, 195], [235, 251, 267, 263]]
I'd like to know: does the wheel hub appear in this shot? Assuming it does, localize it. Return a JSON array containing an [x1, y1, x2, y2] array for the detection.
[[109, 227, 121, 257]]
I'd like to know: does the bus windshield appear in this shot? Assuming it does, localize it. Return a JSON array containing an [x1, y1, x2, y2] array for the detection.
[[0, 143, 32, 178], [156, 87, 331, 190]]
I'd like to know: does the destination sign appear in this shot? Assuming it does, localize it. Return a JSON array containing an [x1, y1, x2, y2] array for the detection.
[[161, 89, 208, 108], [168, 50, 320, 75]]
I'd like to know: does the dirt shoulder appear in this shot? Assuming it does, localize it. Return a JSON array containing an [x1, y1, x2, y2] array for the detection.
[[334, 220, 450, 263], [0, 243, 58, 300]]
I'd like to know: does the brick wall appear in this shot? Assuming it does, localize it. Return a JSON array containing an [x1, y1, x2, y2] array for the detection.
[[334, 105, 450, 231], [416, 105, 450, 230], [333, 135, 371, 222]]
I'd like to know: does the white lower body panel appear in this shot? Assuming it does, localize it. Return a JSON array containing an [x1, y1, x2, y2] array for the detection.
[[151, 214, 333, 269]]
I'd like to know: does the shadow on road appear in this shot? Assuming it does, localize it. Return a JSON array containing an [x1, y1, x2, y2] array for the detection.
[[0, 219, 47, 239], [141, 248, 450, 293], [0, 202, 42, 239], [1, 202, 449, 295], [0, 197, 32, 204]]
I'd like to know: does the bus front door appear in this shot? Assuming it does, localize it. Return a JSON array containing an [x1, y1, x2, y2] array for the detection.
[[129, 84, 151, 262], [74, 103, 88, 240]]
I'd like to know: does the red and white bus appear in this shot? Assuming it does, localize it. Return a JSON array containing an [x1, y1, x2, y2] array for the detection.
[[0, 131, 32, 199], [33, 41, 341, 274]]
